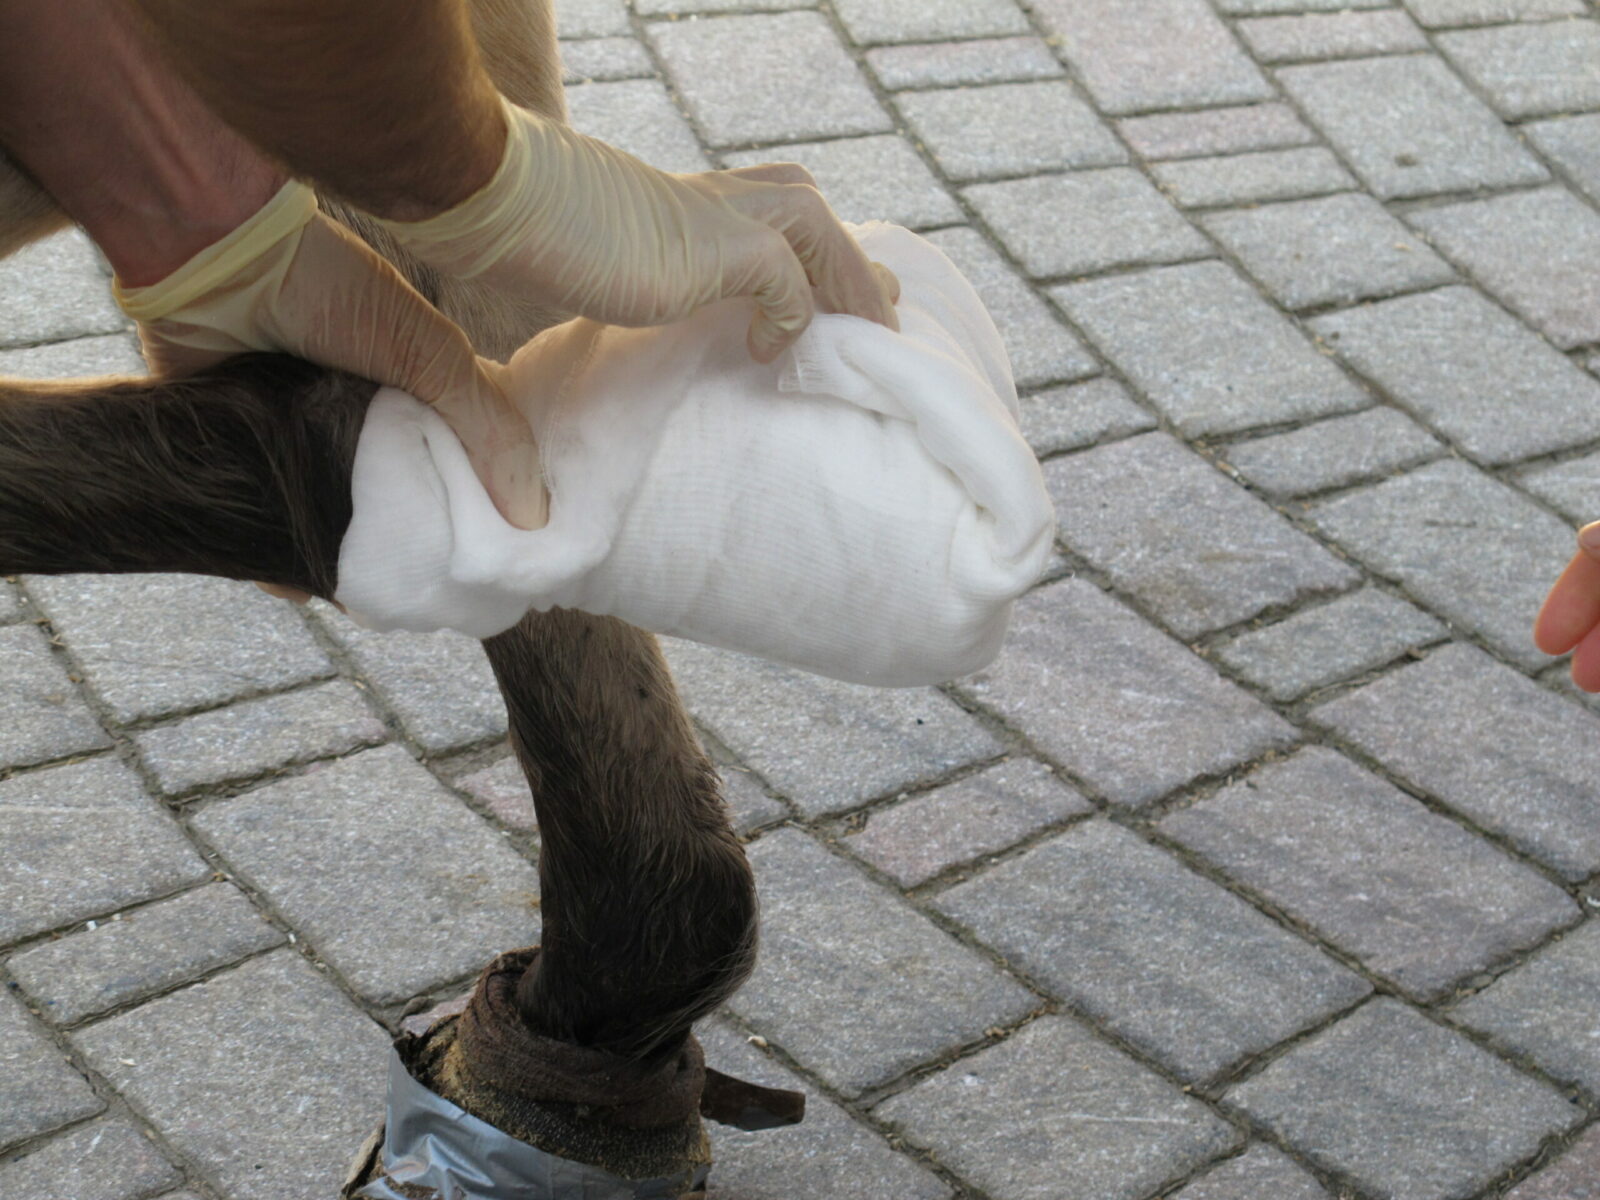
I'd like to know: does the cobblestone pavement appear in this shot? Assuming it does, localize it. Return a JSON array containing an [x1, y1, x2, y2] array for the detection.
[[4, 2, 1600, 1198]]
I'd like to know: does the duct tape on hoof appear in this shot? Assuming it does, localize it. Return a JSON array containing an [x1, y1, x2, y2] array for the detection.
[[343, 1046, 713, 1200]]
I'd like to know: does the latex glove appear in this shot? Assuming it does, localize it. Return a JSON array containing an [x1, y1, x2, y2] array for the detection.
[[377, 100, 899, 363], [114, 180, 546, 531], [1535, 521, 1600, 691]]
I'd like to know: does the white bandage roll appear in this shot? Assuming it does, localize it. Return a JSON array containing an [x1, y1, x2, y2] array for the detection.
[[335, 222, 1056, 686]]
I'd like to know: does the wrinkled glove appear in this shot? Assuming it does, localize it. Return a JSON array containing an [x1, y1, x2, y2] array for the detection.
[[114, 179, 546, 530], [376, 100, 899, 363]]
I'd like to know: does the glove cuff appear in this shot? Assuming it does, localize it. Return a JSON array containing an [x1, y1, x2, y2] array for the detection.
[[113, 180, 318, 321], [373, 98, 554, 281]]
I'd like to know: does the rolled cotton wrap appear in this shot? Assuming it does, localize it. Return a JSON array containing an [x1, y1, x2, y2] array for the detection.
[[335, 222, 1055, 686]]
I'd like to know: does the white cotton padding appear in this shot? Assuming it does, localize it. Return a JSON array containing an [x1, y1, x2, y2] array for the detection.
[[335, 222, 1055, 686]]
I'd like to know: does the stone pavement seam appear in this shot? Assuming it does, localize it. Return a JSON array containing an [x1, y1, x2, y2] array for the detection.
[[0, 969, 208, 1194], [9, 1, 1600, 1195]]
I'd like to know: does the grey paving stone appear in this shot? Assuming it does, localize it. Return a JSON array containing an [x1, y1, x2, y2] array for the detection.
[[830, 0, 1028, 43], [1311, 642, 1600, 880], [664, 640, 1002, 816], [0, 1116, 180, 1200], [0, 623, 110, 768], [318, 614, 505, 755], [559, 38, 655, 84], [554, 0, 629, 38], [1404, 0, 1586, 24], [0, 581, 23, 622], [8, 884, 284, 1026], [72, 951, 388, 1200], [0, 230, 126, 350], [1220, 0, 1389, 11], [1526, 114, 1600, 207], [1163, 747, 1578, 1000], [897, 83, 1125, 183], [637, 0, 810, 11], [0, 988, 102, 1152], [1458, 922, 1600, 1096], [922, 227, 1099, 389], [1307, 460, 1572, 668], [133, 680, 387, 795], [1409, 188, 1600, 351], [961, 578, 1295, 807], [1237, 10, 1429, 61], [26, 574, 331, 724], [716, 764, 788, 834], [1029, 0, 1273, 115], [1017, 377, 1155, 457], [1544, 662, 1600, 715], [565, 79, 710, 174], [1505, 1125, 1600, 1199], [1116, 103, 1316, 161], [722, 135, 961, 229], [843, 758, 1090, 887], [0, 757, 209, 946], [0, 333, 143, 379], [1312, 287, 1600, 464], [1150, 147, 1357, 209], [1047, 432, 1359, 638], [696, 1021, 952, 1200], [1214, 586, 1446, 701], [697, 1024, 947, 1200], [876, 1015, 1239, 1200], [649, 13, 890, 147], [191, 745, 540, 1004], [865, 37, 1063, 91], [1228, 999, 1583, 1199], [1277, 56, 1549, 200], [1437, 19, 1600, 121], [455, 754, 538, 833], [936, 821, 1369, 1081], [1201, 193, 1455, 310], [966, 169, 1213, 278], [1171, 1144, 1332, 1200], [730, 829, 1036, 1095], [1052, 261, 1369, 437], [1519, 451, 1600, 525], [1223, 407, 1443, 499]]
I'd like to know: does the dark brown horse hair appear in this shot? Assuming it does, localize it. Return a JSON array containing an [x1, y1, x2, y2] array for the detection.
[[0, 0, 757, 1145]]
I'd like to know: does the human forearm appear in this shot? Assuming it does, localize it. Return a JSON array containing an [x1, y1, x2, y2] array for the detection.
[[0, 0, 282, 284], [129, 0, 506, 220]]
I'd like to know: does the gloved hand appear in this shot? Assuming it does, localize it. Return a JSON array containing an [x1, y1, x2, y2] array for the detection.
[[114, 180, 547, 530], [1535, 521, 1600, 690], [376, 100, 900, 363]]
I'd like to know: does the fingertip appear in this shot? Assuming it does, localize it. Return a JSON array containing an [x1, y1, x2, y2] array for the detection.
[[746, 316, 792, 364], [874, 261, 901, 305], [1574, 622, 1600, 691], [1581, 520, 1600, 557], [1534, 549, 1600, 655]]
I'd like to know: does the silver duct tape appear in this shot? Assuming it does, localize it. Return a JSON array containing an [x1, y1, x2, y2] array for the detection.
[[350, 1047, 711, 1200]]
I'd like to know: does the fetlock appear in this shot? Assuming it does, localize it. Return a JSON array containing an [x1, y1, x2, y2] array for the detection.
[[417, 948, 712, 1183]]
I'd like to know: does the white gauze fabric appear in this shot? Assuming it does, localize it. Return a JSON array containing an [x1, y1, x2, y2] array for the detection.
[[335, 222, 1055, 687]]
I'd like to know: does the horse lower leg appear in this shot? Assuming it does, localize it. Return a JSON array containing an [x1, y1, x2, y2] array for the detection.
[[0, 357, 758, 1077]]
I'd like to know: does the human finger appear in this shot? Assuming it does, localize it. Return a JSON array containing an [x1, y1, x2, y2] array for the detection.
[[725, 181, 898, 333], [1534, 547, 1600, 656], [874, 261, 901, 305], [733, 226, 815, 363], [720, 162, 818, 188], [1573, 618, 1600, 692], [779, 186, 898, 331]]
